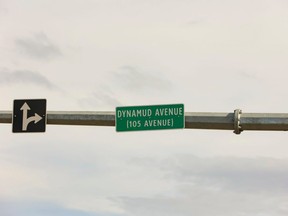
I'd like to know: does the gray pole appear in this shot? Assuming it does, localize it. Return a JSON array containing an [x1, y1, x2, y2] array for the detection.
[[1, 110, 288, 134]]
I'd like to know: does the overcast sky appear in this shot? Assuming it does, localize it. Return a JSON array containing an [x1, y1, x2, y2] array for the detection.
[[1, 0, 288, 215]]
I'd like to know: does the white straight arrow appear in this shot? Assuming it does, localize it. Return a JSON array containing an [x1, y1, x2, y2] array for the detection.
[[21, 102, 43, 131]]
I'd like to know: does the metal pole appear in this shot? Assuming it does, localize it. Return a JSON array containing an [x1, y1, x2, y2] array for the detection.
[[1, 110, 288, 134]]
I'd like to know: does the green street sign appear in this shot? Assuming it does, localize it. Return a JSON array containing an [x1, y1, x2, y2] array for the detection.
[[116, 104, 184, 132]]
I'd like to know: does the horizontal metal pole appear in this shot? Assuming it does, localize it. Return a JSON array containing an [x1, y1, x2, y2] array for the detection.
[[184, 112, 288, 131], [0, 111, 115, 126], [47, 111, 115, 126], [1, 111, 288, 133], [0, 111, 12, 124]]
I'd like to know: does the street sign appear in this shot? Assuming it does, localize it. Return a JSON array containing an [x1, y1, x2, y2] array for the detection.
[[13, 99, 47, 133], [116, 104, 184, 132]]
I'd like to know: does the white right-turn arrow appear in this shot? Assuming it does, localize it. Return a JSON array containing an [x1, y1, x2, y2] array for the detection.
[[21, 102, 43, 131]]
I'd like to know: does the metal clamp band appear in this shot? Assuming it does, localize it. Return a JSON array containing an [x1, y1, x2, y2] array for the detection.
[[234, 109, 242, 134]]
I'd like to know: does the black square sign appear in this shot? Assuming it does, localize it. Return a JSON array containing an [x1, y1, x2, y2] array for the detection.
[[13, 99, 47, 133]]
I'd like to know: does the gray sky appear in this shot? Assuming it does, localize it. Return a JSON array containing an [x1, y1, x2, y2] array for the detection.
[[1, 0, 288, 215]]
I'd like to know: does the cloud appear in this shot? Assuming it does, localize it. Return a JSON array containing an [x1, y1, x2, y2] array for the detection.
[[0, 3, 7, 14], [117, 192, 287, 216], [159, 155, 288, 194], [78, 89, 122, 109], [0, 200, 122, 216], [112, 66, 172, 92], [144, 155, 288, 194], [0, 69, 56, 89], [15, 33, 62, 59], [186, 19, 205, 25], [116, 156, 288, 216], [3, 139, 288, 216]]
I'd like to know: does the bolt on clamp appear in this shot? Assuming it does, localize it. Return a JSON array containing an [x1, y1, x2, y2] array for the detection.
[[234, 109, 243, 135]]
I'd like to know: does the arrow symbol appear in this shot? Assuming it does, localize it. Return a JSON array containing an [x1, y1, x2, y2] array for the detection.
[[21, 102, 43, 131]]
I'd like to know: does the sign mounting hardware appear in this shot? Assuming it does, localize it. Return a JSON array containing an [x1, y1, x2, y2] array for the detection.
[[13, 99, 47, 133]]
